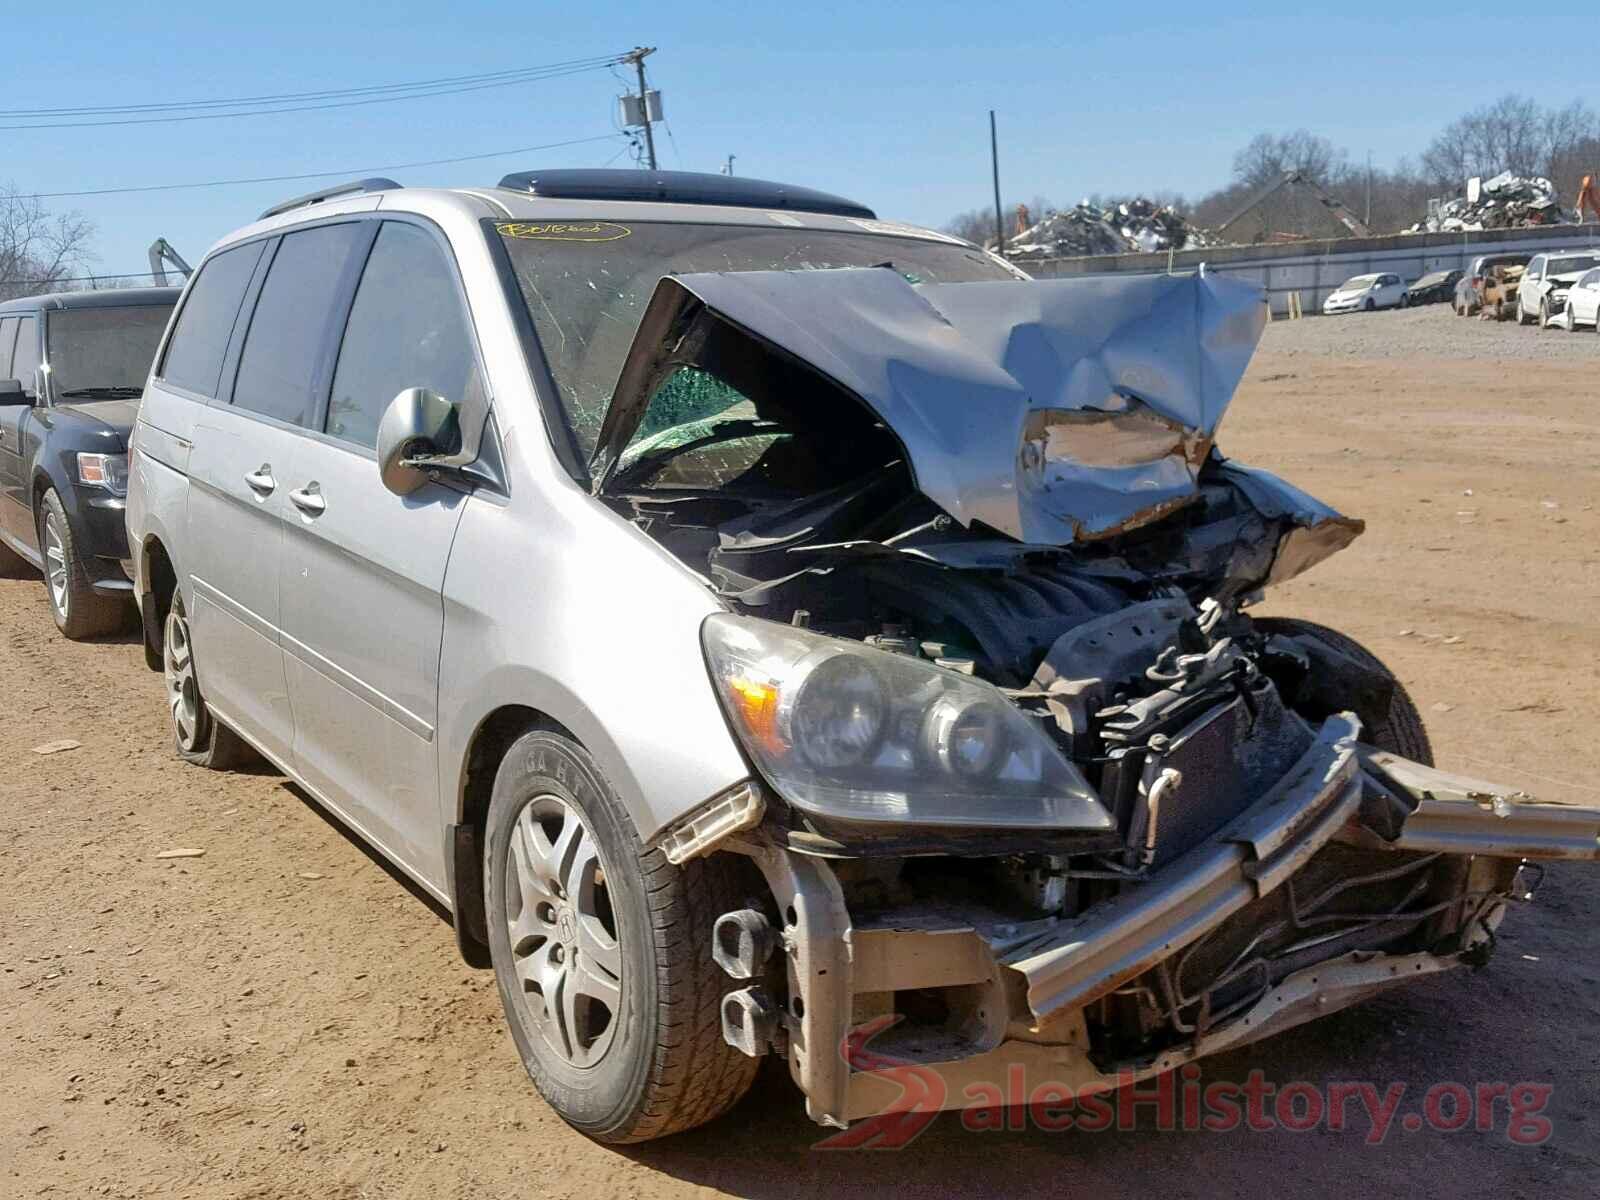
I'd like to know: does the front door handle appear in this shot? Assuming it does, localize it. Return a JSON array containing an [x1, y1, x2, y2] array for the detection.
[[288, 482, 326, 516], [244, 464, 276, 495]]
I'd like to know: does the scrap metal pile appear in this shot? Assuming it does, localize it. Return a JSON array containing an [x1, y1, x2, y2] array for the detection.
[[1410, 172, 1575, 233], [1008, 198, 1217, 258]]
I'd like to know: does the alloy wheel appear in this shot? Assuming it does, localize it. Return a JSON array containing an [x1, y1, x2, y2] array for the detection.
[[164, 606, 200, 751], [503, 795, 624, 1069], [43, 513, 68, 620]]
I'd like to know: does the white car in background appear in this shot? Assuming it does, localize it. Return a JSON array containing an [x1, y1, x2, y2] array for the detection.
[[1554, 266, 1600, 331], [1516, 250, 1600, 327], [1322, 272, 1405, 314]]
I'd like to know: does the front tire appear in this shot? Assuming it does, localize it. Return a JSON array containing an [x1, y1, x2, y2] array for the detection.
[[1253, 618, 1432, 763], [164, 589, 256, 769], [38, 488, 126, 639], [484, 730, 758, 1143]]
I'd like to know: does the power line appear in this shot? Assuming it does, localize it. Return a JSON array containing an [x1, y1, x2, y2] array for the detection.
[[0, 59, 624, 131], [0, 56, 623, 118], [14, 133, 623, 201]]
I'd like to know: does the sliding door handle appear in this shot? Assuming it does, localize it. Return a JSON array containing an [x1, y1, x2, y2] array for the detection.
[[288, 482, 325, 516]]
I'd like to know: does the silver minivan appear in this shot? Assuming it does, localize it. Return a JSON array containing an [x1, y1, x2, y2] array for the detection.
[[126, 170, 1600, 1143]]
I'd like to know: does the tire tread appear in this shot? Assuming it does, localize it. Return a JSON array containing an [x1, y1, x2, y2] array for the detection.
[[1254, 617, 1434, 763]]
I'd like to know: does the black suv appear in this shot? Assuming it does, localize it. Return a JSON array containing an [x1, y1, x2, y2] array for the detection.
[[0, 287, 179, 637]]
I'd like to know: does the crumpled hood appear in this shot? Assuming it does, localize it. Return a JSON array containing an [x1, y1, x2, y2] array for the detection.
[[595, 267, 1271, 545]]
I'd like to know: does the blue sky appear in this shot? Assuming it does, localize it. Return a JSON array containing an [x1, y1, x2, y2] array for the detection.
[[6, 2, 1560, 276]]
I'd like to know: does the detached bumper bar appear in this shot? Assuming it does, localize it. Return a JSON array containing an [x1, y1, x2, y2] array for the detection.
[[1350, 749, 1600, 861], [742, 715, 1600, 1128]]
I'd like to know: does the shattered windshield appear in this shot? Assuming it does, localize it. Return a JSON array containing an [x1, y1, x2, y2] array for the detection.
[[46, 304, 175, 397], [1340, 275, 1380, 291], [493, 219, 1015, 460]]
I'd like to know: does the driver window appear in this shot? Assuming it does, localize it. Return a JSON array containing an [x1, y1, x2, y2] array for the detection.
[[326, 221, 482, 450]]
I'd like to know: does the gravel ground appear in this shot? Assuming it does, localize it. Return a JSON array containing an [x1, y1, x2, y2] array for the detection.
[[1263, 299, 1600, 359]]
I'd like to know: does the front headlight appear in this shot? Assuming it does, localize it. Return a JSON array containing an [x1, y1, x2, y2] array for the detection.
[[701, 613, 1115, 832], [76, 452, 128, 496]]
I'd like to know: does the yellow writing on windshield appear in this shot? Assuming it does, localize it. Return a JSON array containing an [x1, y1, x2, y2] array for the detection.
[[496, 221, 632, 243]]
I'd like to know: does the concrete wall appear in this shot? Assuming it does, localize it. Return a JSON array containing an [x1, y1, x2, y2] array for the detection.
[[1019, 223, 1600, 315]]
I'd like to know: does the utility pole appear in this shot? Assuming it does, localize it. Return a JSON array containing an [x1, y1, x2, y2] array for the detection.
[[990, 110, 1005, 259], [624, 46, 658, 170], [1365, 150, 1372, 228]]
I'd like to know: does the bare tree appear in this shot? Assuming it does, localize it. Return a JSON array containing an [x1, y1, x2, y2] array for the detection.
[[1232, 130, 1345, 188], [942, 208, 999, 247], [0, 185, 96, 303], [1421, 94, 1599, 186]]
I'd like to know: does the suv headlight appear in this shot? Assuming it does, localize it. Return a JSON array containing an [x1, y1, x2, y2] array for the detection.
[[701, 613, 1114, 832], [76, 452, 128, 496]]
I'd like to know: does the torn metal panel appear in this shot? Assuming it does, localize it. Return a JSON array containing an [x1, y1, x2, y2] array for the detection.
[[595, 267, 1273, 546], [1214, 461, 1366, 586]]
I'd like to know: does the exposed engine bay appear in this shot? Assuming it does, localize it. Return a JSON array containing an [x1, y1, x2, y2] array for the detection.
[[589, 266, 1599, 1124]]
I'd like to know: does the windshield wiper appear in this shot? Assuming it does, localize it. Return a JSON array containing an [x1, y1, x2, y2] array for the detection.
[[58, 386, 143, 399], [611, 418, 780, 490]]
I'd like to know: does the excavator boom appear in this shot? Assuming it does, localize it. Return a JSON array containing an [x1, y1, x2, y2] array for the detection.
[[1217, 170, 1372, 239]]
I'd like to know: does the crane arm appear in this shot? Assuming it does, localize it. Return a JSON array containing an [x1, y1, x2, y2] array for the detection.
[[147, 239, 193, 287]]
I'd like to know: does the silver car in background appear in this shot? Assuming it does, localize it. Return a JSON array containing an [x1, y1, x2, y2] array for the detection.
[[125, 170, 1600, 1143]]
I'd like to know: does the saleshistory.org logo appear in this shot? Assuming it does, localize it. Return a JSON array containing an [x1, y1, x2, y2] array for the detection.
[[815, 1016, 1556, 1150]]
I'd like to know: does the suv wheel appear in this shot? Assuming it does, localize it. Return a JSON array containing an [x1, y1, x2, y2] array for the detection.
[[164, 590, 256, 768], [1251, 618, 1432, 763], [1518, 298, 1536, 325], [484, 730, 759, 1143], [38, 488, 126, 639]]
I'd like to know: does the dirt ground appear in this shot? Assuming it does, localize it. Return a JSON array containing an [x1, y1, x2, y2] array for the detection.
[[3, 305, 1597, 1199]]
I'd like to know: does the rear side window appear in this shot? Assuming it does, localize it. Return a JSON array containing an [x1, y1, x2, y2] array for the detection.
[[160, 241, 264, 397], [0, 317, 16, 379], [326, 222, 479, 449], [231, 224, 365, 428]]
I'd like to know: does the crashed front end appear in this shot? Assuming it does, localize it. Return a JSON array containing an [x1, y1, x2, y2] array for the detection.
[[596, 267, 1600, 1129]]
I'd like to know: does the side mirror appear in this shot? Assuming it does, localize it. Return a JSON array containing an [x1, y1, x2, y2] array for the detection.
[[377, 387, 462, 495], [0, 379, 28, 407]]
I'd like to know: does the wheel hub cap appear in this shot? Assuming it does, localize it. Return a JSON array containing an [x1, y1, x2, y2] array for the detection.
[[164, 608, 200, 750], [504, 795, 623, 1069], [44, 516, 67, 617]]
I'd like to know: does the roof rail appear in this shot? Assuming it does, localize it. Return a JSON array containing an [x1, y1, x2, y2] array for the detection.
[[259, 177, 401, 221], [494, 168, 876, 219]]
